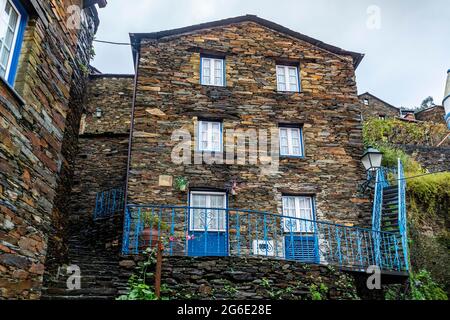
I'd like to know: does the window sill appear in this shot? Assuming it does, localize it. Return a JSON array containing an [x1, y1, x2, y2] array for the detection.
[[280, 155, 306, 160], [0, 76, 26, 106]]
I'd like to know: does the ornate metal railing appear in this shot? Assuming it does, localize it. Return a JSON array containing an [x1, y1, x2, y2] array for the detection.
[[93, 186, 125, 220], [122, 205, 408, 272], [371, 167, 390, 266], [397, 159, 409, 271]]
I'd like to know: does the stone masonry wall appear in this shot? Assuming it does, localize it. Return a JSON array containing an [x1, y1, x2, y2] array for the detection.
[[118, 256, 404, 300], [81, 75, 134, 135], [69, 136, 129, 225], [68, 74, 133, 231], [415, 106, 446, 125], [129, 21, 370, 225], [397, 144, 450, 172], [0, 1, 100, 299], [358, 93, 399, 120]]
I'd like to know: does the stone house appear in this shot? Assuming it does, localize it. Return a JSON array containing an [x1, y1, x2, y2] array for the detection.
[[358, 92, 400, 120], [414, 105, 446, 124], [0, 0, 106, 300], [2, 12, 411, 300]]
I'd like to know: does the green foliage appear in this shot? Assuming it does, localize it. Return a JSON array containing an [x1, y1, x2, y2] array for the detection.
[[141, 212, 170, 231], [363, 118, 448, 148], [309, 283, 328, 300], [409, 270, 448, 300], [117, 275, 158, 300], [117, 248, 167, 300], [407, 172, 450, 223], [175, 176, 188, 190], [223, 284, 238, 298]]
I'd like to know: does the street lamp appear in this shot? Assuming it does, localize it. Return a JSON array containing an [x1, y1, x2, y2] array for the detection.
[[358, 146, 383, 193], [95, 107, 103, 118], [361, 146, 383, 172]]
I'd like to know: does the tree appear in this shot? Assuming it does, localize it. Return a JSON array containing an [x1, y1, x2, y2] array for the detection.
[[417, 96, 435, 111]]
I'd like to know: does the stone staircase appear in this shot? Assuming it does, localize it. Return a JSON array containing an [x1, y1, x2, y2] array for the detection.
[[380, 185, 404, 263], [41, 234, 130, 300]]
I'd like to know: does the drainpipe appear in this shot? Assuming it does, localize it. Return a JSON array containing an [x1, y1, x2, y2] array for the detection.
[[443, 69, 450, 130], [123, 42, 140, 210]]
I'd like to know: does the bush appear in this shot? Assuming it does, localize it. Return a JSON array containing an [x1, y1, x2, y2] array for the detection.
[[409, 270, 448, 300]]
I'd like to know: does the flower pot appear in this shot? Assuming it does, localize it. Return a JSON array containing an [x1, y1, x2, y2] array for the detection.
[[140, 227, 160, 250], [179, 184, 187, 192]]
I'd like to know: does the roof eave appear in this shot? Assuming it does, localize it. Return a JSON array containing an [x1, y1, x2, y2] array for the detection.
[[129, 15, 364, 69]]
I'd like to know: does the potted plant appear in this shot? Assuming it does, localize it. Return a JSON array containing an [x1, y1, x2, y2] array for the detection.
[[229, 180, 238, 196], [175, 176, 188, 192], [140, 212, 170, 250]]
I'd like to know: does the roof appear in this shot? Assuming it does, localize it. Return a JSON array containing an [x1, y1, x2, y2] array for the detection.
[[129, 14, 364, 69], [414, 105, 444, 115], [358, 92, 399, 111]]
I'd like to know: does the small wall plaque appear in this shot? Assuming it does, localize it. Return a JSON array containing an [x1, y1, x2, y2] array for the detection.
[[159, 175, 173, 187]]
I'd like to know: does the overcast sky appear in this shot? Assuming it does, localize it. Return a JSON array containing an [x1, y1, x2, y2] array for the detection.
[[92, 0, 450, 109]]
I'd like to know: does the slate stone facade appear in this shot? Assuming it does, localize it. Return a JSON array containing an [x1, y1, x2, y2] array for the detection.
[[0, 1, 103, 300], [415, 105, 446, 124], [69, 74, 133, 224], [358, 92, 400, 120], [128, 19, 370, 225]]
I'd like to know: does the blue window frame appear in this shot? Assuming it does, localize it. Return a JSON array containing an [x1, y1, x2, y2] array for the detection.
[[282, 195, 319, 263], [187, 191, 229, 257], [279, 126, 304, 157], [0, 0, 28, 86]]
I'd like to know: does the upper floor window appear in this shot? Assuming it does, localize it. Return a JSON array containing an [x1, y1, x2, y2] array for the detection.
[[279, 126, 304, 157], [276, 65, 299, 92], [201, 57, 224, 86], [363, 98, 369, 106], [198, 120, 222, 152], [0, 0, 27, 85]]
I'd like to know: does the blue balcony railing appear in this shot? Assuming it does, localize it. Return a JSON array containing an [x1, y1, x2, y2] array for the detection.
[[93, 186, 125, 220], [122, 205, 408, 272]]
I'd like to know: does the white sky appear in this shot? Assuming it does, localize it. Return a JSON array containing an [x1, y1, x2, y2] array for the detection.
[[92, 0, 450, 109]]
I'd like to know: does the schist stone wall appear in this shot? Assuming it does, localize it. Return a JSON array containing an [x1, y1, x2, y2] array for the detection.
[[68, 75, 133, 235], [128, 21, 371, 225], [398, 145, 450, 172], [358, 93, 399, 120], [0, 1, 101, 299], [119, 256, 403, 300], [415, 106, 446, 125]]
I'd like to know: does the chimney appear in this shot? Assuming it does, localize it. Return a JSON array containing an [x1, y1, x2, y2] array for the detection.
[[444, 69, 450, 129]]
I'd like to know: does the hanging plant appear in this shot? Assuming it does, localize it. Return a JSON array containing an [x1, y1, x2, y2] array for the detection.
[[175, 176, 188, 192], [228, 179, 239, 196]]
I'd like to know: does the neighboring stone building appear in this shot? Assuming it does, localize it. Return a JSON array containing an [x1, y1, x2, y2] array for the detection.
[[0, 0, 106, 300], [358, 92, 400, 120], [415, 105, 446, 124]]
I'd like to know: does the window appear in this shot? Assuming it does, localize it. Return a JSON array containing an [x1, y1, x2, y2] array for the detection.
[[363, 99, 369, 106], [0, 0, 27, 85], [276, 65, 299, 92], [190, 191, 227, 232], [201, 57, 224, 86], [379, 115, 386, 120], [198, 120, 222, 152], [279, 126, 304, 157], [282, 196, 315, 233]]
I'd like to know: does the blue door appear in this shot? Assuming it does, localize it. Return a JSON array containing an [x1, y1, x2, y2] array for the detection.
[[282, 196, 319, 263], [188, 192, 228, 256], [285, 236, 319, 263]]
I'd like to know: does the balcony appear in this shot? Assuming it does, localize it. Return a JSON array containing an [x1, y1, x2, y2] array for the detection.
[[121, 205, 408, 272]]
